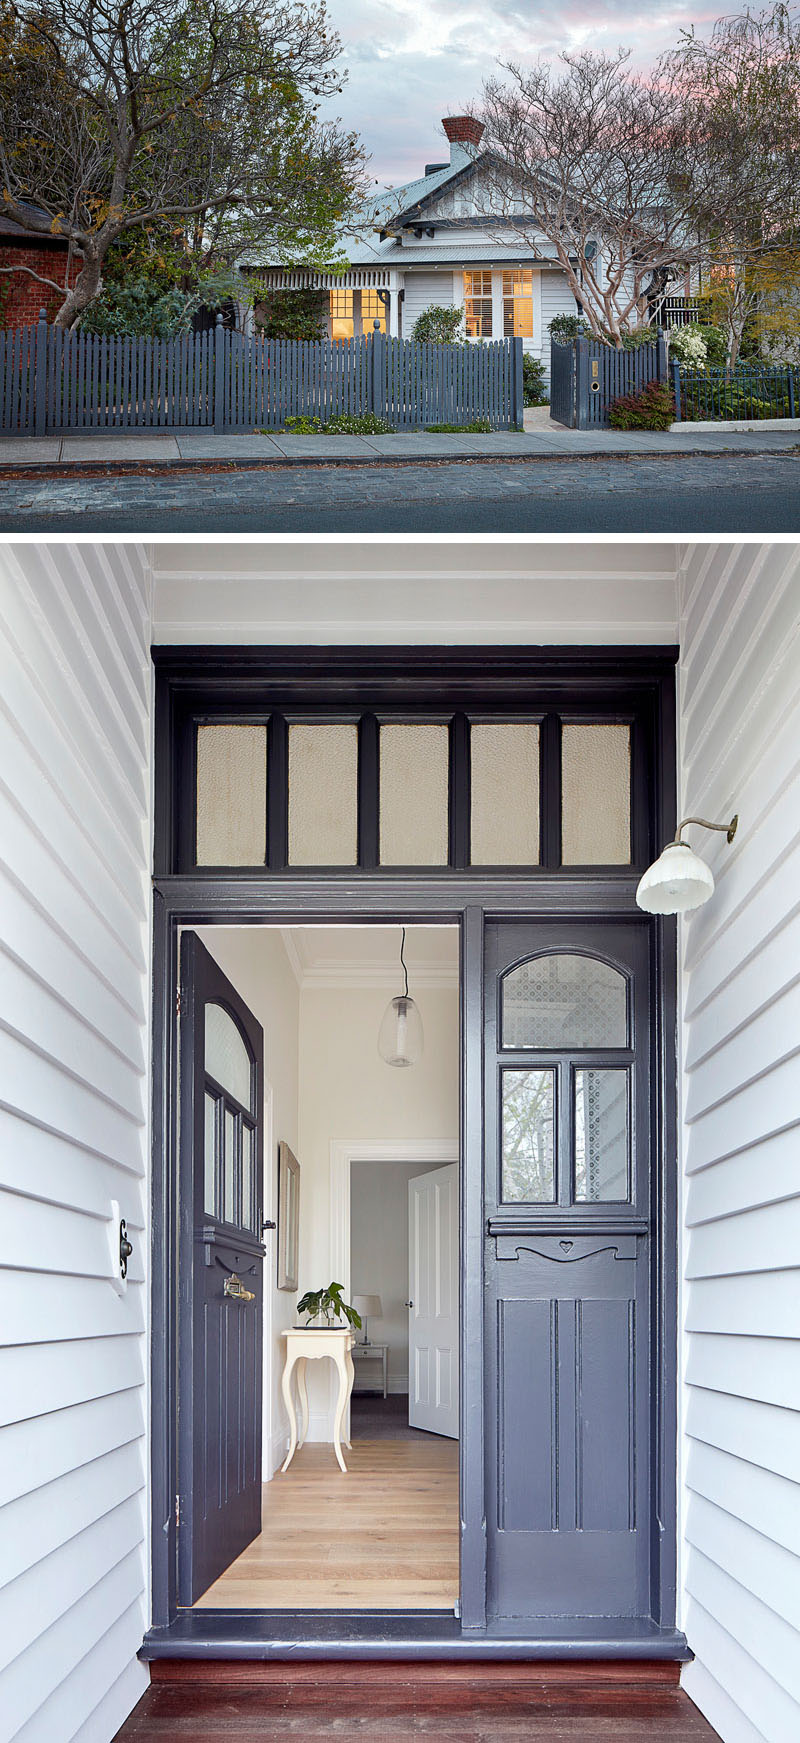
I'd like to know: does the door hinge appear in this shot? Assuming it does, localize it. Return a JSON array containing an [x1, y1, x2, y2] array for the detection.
[[175, 1493, 181, 1528]]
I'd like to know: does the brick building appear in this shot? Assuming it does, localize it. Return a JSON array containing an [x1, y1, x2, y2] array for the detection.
[[0, 212, 79, 327]]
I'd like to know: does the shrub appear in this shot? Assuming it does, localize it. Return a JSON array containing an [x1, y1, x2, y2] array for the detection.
[[522, 355, 548, 406], [254, 287, 326, 342], [608, 380, 675, 431], [411, 305, 465, 344], [82, 276, 187, 337], [548, 314, 589, 344], [619, 327, 658, 350], [695, 324, 727, 368], [668, 324, 708, 369], [424, 419, 492, 432], [283, 415, 322, 433], [323, 412, 396, 434]]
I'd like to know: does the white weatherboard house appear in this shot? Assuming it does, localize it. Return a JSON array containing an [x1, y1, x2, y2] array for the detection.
[[1, 545, 799, 1743], [242, 115, 582, 359]]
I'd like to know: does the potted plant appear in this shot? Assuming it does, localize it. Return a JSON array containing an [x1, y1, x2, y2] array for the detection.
[[296, 1281, 362, 1331]]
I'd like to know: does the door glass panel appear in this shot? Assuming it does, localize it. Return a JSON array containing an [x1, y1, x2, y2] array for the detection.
[[561, 723, 631, 864], [501, 1069, 555, 1202], [205, 1002, 252, 1109], [195, 723, 267, 866], [502, 953, 627, 1049], [242, 1123, 254, 1231], [204, 1092, 217, 1216], [224, 1108, 238, 1225], [575, 1069, 630, 1201], [470, 723, 540, 865]]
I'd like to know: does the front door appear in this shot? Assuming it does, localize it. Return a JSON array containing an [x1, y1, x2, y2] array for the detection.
[[484, 920, 652, 1623], [178, 934, 265, 1604], [408, 1163, 459, 1438]]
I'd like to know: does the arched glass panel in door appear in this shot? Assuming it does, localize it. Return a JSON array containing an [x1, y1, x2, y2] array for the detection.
[[501, 950, 628, 1049], [203, 1000, 257, 1230]]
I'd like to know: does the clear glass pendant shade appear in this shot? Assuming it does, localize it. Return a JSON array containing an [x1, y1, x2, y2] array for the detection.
[[635, 842, 715, 914], [377, 994, 424, 1067]]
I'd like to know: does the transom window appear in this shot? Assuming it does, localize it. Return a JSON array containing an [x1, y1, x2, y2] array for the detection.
[[502, 269, 533, 338], [464, 270, 493, 338]]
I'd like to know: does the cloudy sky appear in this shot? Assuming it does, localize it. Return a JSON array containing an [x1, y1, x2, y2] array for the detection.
[[320, 0, 720, 185]]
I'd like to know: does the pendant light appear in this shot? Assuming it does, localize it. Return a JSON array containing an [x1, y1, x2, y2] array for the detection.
[[636, 813, 738, 914], [378, 926, 424, 1067]]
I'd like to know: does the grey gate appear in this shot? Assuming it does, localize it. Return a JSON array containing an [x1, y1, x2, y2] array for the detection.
[[549, 333, 668, 429], [484, 919, 653, 1624]]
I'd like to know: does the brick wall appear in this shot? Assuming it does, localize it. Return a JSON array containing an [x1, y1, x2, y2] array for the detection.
[[0, 243, 79, 327]]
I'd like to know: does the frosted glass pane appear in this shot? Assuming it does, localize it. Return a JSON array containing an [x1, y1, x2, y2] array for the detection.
[[471, 723, 540, 865], [205, 1002, 252, 1109], [204, 1092, 217, 1216], [561, 724, 631, 864], [242, 1124, 254, 1231], [288, 723, 358, 865], [196, 724, 267, 866], [380, 724, 449, 865], [502, 1069, 555, 1202], [224, 1109, 237, 1225], [502, 953, 627, 1049], [575, 1069, 629, 1201]]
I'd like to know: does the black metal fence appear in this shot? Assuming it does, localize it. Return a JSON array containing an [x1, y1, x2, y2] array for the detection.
[[0, 311, 524, 435], [672, 361, 800, 422], [550, 332, 668, 428]]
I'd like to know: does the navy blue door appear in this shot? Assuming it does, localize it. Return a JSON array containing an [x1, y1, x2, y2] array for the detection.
[[484, 920, 653, 1624], [178, 934, 264, 1605]]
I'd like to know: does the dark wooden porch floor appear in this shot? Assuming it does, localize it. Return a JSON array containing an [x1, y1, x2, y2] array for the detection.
[[114, 1663, 720, 1740]]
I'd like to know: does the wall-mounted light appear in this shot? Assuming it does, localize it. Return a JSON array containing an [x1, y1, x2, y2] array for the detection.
[[378, 926, 424, 1067], [636, 814, 738, 914]]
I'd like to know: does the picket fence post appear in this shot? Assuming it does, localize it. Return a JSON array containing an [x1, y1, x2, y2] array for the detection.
[[370, 329, 385, 420], [575, 337, 590, 430], [656, 328, 668, 385], [511, 336, 524, 429], [214, 312, 225, 433], [33, 307, 49, 437], [671, 359, 682, 422]]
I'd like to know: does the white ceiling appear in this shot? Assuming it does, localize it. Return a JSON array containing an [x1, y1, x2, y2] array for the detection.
[[148, 540, 684, 645], [280, 924, 459, 990]]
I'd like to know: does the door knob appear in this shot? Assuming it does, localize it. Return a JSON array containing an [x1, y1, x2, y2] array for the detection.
[[224, 1273, 255, 1302], [404, 1300, 413, 1308]]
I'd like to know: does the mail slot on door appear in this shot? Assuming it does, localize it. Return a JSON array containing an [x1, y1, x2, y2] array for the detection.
[[591, 359, 600, 393]]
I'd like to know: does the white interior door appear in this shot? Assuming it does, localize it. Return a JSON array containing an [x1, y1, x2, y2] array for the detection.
[[408, 1163, 459, 1438]]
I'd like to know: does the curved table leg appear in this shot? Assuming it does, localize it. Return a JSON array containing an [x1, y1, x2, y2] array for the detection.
[[280, 1349, 298, 1473], [296, 1357, 309, 1449], [343, 1343, 355, 1448], [332, 1345, 350, 1473]]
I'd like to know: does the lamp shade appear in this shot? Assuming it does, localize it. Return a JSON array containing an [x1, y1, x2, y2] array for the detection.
[[377, 994, 424, 1067], [352, 1294, 382, 1321], [636, 842, 715, 915]]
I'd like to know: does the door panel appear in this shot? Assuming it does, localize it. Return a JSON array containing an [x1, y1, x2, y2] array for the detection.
[[485, 921, 651, 1624], [408, 1163, 459, 1438], [178, 933, 265, 1605]]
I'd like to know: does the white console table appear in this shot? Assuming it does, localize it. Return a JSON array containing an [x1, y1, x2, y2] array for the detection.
[[352, 1341, 389, 1399], [280, 1327, 355, 1474]]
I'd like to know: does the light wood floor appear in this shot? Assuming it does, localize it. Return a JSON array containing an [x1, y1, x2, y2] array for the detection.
[[194, 1437, 459, 1609]]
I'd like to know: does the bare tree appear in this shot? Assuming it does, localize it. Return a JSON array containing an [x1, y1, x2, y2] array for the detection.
[[0, 0, 366, 326]]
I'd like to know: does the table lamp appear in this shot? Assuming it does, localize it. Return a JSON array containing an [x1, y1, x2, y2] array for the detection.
[[351, 1294, 382, 1344]]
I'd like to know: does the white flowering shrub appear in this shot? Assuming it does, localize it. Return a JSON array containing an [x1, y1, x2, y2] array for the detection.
[[760, 334, 800, 367], [668, 324, 708, 369]]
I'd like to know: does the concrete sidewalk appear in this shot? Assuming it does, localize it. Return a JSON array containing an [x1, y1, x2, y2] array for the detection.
[[0, 424, 798, 469]]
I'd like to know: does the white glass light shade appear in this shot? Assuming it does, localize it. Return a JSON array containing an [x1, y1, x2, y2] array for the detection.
[[635, 842, 715, 914], [377, 994, 424, 1067]]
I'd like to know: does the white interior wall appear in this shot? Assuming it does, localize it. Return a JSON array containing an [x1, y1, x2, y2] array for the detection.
[[350, 1159, 452, 1393], [0, 547, 153, 1743], [677, 545, 800, 1743], [298, 981, 460, 1439], [195, 928, 300, 1478]]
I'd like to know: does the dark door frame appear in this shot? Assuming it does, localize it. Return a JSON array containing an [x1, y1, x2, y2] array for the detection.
[[144, 644, 687, 1662]]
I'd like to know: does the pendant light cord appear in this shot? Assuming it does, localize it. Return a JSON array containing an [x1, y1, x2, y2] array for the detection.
[[400, 925, 409, 999]]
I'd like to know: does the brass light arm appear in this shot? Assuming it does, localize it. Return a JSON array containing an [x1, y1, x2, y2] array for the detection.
[[672, 814, 738, 846]]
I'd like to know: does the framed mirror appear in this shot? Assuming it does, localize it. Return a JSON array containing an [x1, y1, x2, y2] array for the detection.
[[277, 1141, 300, 1290]]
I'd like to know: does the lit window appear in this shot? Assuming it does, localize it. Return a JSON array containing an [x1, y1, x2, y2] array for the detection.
[[502, 269, 533, 338], [361, 289, 386, 333], [464, 270, 493, 338], [330, 288, 354, 340]]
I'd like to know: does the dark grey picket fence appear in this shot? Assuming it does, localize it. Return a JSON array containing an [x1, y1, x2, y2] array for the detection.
[[550, 332, 668, 428], [672, 361, 799, 421], [0, 311, 523, 434]]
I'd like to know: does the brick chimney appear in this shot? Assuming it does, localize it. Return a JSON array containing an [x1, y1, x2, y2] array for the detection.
[[442, 115, 485, 152]]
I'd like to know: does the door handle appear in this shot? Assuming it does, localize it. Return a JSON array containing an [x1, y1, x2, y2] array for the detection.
[[224, 1273, 256, 1302], [404, 1300, 413, 1308]]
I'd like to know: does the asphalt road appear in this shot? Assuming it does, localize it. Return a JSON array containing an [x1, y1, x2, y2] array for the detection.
[[1, 452, 799, 532]]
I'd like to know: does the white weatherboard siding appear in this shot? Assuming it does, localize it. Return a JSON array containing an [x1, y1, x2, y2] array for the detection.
[[678, 546, 800, 1743], [0, 549, 152, 1742]]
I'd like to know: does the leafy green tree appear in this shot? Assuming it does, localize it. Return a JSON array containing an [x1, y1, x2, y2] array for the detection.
[[0, 0, 367, 326]]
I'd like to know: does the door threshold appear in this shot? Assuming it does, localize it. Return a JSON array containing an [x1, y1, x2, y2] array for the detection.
[[141, 1612, 690, 1660]]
